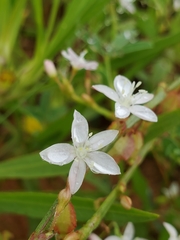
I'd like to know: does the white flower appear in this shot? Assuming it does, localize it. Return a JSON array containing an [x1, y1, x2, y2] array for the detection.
[[163, 222, 180, 240], [44, 60, 57, 78], [93, 75, 157, 122], [173, 0, 180, 11], [119, 0, 136, 14], [89, 222, 147, 240], [61, 48, 98, 70], [163, 182, 179, 199], [40, 110, 120, 194]]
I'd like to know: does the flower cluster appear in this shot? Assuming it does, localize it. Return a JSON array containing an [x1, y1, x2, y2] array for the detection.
[[41, 48, 157, 196]]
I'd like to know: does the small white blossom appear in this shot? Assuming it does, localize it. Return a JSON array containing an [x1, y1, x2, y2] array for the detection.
[[40, 110, 120, 194], [93, 75, 157, 122], [163, 222, 180, 240], [44, 60, 57, 78], [61, 48, 98, 70], [89, 222, 147, 240], [173, 0, 180, 11], [163, 182, 179, 199], [119, 0, 136, 14]]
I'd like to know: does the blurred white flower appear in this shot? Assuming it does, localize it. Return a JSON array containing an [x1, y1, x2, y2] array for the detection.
[[61, 48, 98, 70], [163, 182, 179, 199], [163, 222, 180, 240], [44, 60, 57, 78], [93, 75, 157, 122], [89, 222, 147, 240], [119, 0, 136, 14], [173, 0, 180, 11], [40, 110, 120, 194]]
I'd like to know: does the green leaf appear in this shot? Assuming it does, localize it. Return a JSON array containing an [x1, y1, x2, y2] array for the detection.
[[111, 32, 180, 70], [0, 0, 27, 61], [144, 109, 180, 143], [0, 192, 159, 223], [0, 153, 69, 179]]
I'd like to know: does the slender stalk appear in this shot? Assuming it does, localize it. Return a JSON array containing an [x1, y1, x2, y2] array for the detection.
[[78, 141, 154, 239], [53, 76, 115, 120], [104, 55, 113, 88], [28, 199, 58, 239]]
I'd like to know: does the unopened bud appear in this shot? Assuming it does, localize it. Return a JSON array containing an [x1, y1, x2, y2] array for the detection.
[[120, 195, 132, 210], [44, 60, 57, 78], [58, 184, 71, 209]]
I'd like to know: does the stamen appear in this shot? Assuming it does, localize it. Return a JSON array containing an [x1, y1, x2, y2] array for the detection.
[[139, 89, 147, 93], [89, 132, 93, 137], [136, 81, 142, 88]]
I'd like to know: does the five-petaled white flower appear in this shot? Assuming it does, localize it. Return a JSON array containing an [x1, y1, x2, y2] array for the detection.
[[89, 222, 147, 240], [119, 0, 136, 14], [40, 110, 120, 194], [61, 48, 98, 70], [93, 75, 157, 122], [163, 222, 180, 240]]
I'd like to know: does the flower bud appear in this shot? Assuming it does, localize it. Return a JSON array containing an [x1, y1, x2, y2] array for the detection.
[[120, 195, 132, 210], [44, 60, 57, 78]]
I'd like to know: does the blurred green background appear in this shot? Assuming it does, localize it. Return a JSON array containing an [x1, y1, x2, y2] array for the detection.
[[0, 0, 180, 239]]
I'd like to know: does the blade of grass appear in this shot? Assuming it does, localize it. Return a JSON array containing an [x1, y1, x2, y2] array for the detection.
[[0, 192, 159, 223], [31, 0, 44, 54], [0, 0, 27, 61]]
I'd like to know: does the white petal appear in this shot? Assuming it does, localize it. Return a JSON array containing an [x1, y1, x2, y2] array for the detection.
[[115, 102, 130, 119], [68, 159, 86, 194], [89, 233, 102, 240], [83, 61, 98, 70], [88, 130, 119, 151], [163, 222, 178, 238], [61, 50, 70, 60], [72, 110, 89, 146], [104, 236, 121, 240], [130, 105, 158, 122], [85, 151, 120, 175], [67, 48, 79, 60], [39, 143, 75, 165], [92, 85, 118, 102], [123, 222, 134, 240], [114, 75, 132, 96], [132, 93, 154, 104]]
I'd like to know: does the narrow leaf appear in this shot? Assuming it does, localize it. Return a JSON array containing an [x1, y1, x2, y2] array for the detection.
[[0, 192, 159, 223], [144, 109, 180, 143]]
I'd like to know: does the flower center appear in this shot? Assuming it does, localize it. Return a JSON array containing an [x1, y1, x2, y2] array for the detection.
[[76, 146, 88, 159], [119, 81, 142, 107]]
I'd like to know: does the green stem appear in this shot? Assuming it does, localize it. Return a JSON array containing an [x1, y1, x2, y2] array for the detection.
[[78, 141, 154, 239], [109, 1, 118, 39], [28, 199, 58, 239], [104, 55, 113, 88], [79, 183, 119, 239]]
